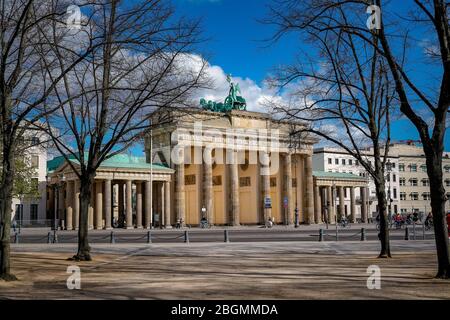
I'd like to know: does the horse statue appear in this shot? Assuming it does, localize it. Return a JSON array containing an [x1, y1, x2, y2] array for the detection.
[[200, 74, 247, 112]]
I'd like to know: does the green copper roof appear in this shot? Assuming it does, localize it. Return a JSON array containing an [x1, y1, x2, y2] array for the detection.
[[47, 153, 172, 172], [313, 171, 367, 180]]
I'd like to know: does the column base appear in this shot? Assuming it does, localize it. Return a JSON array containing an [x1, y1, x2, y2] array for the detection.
[[165, 225, 172, 229], [136, 226, 143, 229], [105, 227, 113, 230], [126, 226, 134, 230]]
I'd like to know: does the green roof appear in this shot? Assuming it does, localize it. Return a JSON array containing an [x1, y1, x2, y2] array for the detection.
[[313, 171, 367, 180], [47, 153, 171, 172]]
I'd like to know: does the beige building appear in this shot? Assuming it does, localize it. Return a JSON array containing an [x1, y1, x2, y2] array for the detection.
[[47, 155, 173, 230], [46, 109, 371, 229], [146, 108, 369, 226], [392, 141, 450, 215]]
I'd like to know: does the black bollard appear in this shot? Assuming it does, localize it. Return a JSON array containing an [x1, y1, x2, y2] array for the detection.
[[319, 229, 324, 242], [184, 230, 189, 244], [224, 230, 230, 243], [53, 232, 58, 244], [147, 231, 152, 244], [110, 231, 115, 244], [404, 227, 410, 240], [14, 232, 19, 244], [413, 223, 416, 240], [360, 228, 366, 241], [47, 232, 52, 244]]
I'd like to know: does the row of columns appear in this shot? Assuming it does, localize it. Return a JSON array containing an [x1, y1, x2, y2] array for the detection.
[[313, 185, 369, 224], [174, 150, 315, 226], [61, 179, 171, 230]]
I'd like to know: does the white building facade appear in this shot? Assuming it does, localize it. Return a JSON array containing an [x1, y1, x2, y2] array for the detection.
[[313, 147, 401, 220], [11, 135, 48, 226]]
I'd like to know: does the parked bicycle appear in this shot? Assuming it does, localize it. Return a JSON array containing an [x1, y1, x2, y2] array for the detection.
[[339, 217, 350, 228]]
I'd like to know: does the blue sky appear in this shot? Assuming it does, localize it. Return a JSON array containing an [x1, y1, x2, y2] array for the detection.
[[133, 0, 449, 154]]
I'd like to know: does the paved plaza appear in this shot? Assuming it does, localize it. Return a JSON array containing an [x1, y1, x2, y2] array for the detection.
[[1, 240, 449, 300]]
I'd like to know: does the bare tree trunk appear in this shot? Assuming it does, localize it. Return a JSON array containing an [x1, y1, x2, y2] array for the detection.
[[73, 176, 93, 261], [0, 143, 17, 280], [426, 149, 450, 278], [374, 180, 391, 258]]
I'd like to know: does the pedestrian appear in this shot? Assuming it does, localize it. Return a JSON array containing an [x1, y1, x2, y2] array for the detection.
[[12, 220, 17, 233]]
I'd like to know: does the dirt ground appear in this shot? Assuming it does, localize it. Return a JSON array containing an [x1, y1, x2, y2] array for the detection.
[[1, 243, 449, 300]]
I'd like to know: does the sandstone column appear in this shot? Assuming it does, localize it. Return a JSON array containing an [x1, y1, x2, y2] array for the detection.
[[58, 185, 65, 224], [118, 182, 124, 225], [145, 180, 152, 229], [314, 184, 322, 224], [361, 187, 367, 223], [175, 149, 185, 226], [95, 180, 103, 230], [135, 182, 143, 229], [350, 186, 356, 223], [74, 180, 80, 230], [203, 147, 213, 225], [104, 179, 112, 230], [88, 186, 94, 230], [260, 151, 271, 223], [160, 182, 165, 228], [304, 154, 315, 224], [65, 181, 74, 230], [229, 150, 240, 226], [326, 186, 335, 224], [338, 186, 345, 221], [164, 181, 171, 228], [283, 153, 293, 225], [126, 180, 133, 229]]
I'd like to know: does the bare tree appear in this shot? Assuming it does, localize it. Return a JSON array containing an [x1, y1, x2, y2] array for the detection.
[[42, 0, 208, 261], [265, 5, 396, 257], [265, 0, 450, 277], [0, 0, 101, 280]]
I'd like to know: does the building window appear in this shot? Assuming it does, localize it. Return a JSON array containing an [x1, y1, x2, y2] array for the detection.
[[30, 204, 38, 220], [410, 178, 418, 187], [270, 177, 277, 187], [392, 174, 396, 182], [239, 177, 251, 187], [342, 159, 346, 165], [31, 155, 39, 168], [410, 164, 417, 172], [422, 193, 431, 201], [355, 160, 359, 166], [399, 178, 406, 186], [328, 158, 332, 165], [386, 174, 390, 182], [349, 159, 353, 165], [399, 163, 405, 171], [445, 166, 450, 173], [335, 159, 339, 165], [31, 137, 40, 145], [421, 165, 427, 172], [422, 179, 429, 187], [400, 192, 406, 201], [393, 188, 397, 199], [410, 193, 419, 201], [185, 175, 196, 185], [446, 179, 450, 187], [212, 176, 222, 186], [391, 162, 396, 169], [292, 178, 297, 188]]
